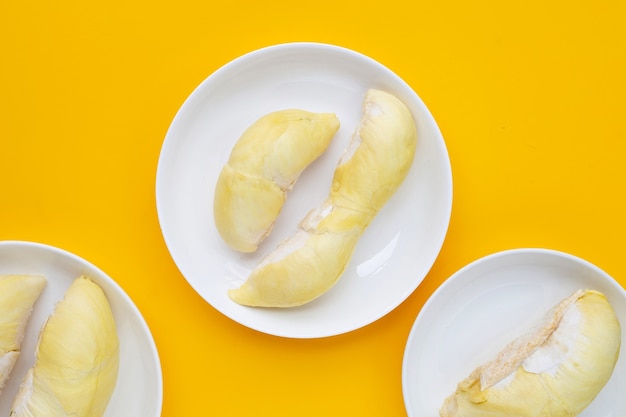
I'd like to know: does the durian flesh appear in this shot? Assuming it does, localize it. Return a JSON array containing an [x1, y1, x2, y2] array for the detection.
[[0, 275, 46, 395], [228, 89, 417, 307], [440, 289, 621, 417], [214, 109, 340, 253], [10, 275, 119, 417]]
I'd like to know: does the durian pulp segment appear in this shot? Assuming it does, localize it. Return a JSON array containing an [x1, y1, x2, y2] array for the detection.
[[229, 89, 417, 307], [227, 110, 339, 189], [228, 203, 365, 307], [440, 289, 621, 417], [214, 109, 340, 253], [214, 166, 285, 253], [10, 276, 119, 417], [0, 275, 46, 394], [330, 89, 417, 214]]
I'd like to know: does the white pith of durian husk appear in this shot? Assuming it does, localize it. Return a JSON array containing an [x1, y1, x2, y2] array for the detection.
[[10, 275, 119, 417], [228, 89, 417, 307], [0, 275, 46, 395], [440, 289, 621, 417], [214, 109, 340, 253]]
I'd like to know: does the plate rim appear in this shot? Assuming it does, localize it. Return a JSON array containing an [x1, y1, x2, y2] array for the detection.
[[155, 41, 453, 338], [401, 247, 626, 416], [0, 239, 164, 417]]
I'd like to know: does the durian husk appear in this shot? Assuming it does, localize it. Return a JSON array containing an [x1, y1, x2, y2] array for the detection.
[[440, 289, 621, 417]]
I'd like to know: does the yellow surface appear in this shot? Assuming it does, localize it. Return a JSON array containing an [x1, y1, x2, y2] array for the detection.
[[1, 0, 625, 415]]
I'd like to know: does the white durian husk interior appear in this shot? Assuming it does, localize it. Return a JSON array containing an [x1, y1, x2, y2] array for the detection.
[[228, 89, 417, 308], [440, 289, 621, 417]]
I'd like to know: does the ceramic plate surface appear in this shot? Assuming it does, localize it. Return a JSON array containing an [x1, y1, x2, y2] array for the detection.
[[0, 241, 162, 417], [402, 248, 626, 416], [156, 42, 452, 338]]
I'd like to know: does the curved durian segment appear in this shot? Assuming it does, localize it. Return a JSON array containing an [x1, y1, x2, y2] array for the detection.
[[330, 89, 418, 215], [229, 202, 364, 307], [440, 289, 621, 417], [11, 276, 119, 417], [214, 109, 340, 253], [229, 89, 417, 307], [0, 275, 46, 395]]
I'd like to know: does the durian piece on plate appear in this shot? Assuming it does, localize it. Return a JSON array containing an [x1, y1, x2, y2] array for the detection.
[[10, 275, 119, 417], [440, 289, 621, 417], [214, 109, 340, 253], [228, 89, 417, 307], [0, 275, 46, 395]]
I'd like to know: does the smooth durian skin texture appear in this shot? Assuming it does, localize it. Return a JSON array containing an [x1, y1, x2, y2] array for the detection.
[[0, 275, 46, 394], [11, 276, 119, 417], [214, 109, 340, 253], [440, 289, 621, 417], [228, 89, 417, 307]]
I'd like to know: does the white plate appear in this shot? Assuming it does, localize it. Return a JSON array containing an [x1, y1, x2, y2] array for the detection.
[[156, 42, 452, 338], [402, 248, 626, 416], [0, 241, 162, 417]]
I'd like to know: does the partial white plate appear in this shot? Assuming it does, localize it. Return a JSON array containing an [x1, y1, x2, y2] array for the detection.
[[156, 42, 452, 338], [402, 248, 626, 416], [0, 241, 162, 417]]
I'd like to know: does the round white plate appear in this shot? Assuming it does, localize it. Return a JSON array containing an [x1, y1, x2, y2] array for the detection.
[[156, 42, 452, 338], [0, 241, 162, 417], [402, 248, 626, 416]]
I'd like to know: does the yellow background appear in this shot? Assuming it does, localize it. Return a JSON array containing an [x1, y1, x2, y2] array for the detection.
[[2, 0, 625, 415]]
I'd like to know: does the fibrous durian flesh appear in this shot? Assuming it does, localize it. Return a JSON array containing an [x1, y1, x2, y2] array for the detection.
[[228, 89, 417, 307], [214, 109, 340, 253], [440, 289, 621, 417], [10, 275, 119, 417], [0, 275, 46, 395]]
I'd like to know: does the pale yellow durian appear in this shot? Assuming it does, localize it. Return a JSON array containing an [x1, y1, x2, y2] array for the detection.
[[330, 88, 418, 215], [0, 275, 46, 395], [228, 89, 417, 307], [11, 275, 119, 417], [440, 289, 621, 417], [228, 201, 364, 307], [214, 109, 340, 253]]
